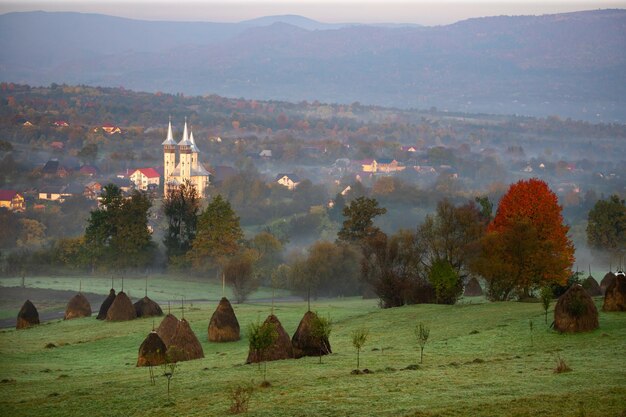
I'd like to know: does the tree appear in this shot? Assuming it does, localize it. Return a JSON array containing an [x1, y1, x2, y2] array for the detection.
[[84, 184, 155, 272], [415, 323, 430, 364], [418, 199, 485, 304], [288, 241, 361, 309], [249, 231, 283, 285], [337, 196, 387, 243], [225, 250, 259, 304], [310, 313, 332, 364], [188, 194, 243, 273], [247, 319, 278, 384], [163, 180, 200, 262], [586, 195, 626, 257], [77, 143, 98, 164], [471, 179, 575, 299], [428, 259, 459, 304], [361, 229, 428, 308], [351, 327, 369, 370]]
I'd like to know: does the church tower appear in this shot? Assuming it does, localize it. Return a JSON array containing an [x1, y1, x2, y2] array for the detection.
[[178, 119, 192, 182], [162, 118, 176, 196]]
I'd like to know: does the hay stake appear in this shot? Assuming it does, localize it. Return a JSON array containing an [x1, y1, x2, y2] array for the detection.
[[181, 296, 184, 319], [145, 275, 148, 298]]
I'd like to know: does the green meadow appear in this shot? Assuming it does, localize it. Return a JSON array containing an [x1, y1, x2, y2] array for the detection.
[[0, 277, 625, 417]]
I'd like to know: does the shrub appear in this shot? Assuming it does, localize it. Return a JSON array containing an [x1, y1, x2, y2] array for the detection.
[[229, 384, 254, 414]]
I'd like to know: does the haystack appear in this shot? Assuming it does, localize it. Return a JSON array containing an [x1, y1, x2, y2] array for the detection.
[[137, 331, 168, 367], [16, 300, 39, 329], [97, 289, 116, 320], [464, 277, 483, 297], [600, 272, 616, 295], [246, 314, 293, 364], [106, 291, 136, 321], [64, 293, 92, 320], [602, 273, 626, 312], [167, 318, 204, 362], [134, 296, 163, 318], [292, 311, 331, 359], [582, 276, 602, 297], [208, 297, 240, 342], [156, 313, 179, 347], [554, 284, 598, 333]]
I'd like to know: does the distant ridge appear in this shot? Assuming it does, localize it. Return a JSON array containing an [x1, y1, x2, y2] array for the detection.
[[0, 9, 625, 121]]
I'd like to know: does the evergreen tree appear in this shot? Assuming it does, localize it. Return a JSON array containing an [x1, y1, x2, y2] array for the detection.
[[337, 196, 386, 243], [188, 194, 243, 273], [163, 180, 200, 261], [586, 194, 626, 256]]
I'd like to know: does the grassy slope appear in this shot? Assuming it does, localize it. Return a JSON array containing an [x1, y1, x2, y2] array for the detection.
[[0, 292, 624, 416]]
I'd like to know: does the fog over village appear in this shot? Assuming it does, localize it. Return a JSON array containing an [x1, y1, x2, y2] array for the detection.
[[0, 2, 625, 416]]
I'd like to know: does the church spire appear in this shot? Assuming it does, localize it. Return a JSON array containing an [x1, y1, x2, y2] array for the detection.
[[161, 115, 176, 145], [178, 117, 192, 146]]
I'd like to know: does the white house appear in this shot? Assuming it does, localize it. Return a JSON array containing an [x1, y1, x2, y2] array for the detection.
[[275, 173, 301, 190], [130, 168, 161, 191]]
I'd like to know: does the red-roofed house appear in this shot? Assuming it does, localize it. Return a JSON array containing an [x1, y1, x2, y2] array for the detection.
[[53, 120, 69, 127], [130, 168, 161, 191], [0, 190, 25, 211], [79, 165, 99, 177]]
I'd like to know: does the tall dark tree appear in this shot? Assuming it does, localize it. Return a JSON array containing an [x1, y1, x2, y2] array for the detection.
[[418, 199, 485, 304], [188, 194, 243, 273], [163, 180, 200, 261], [337, 196, 387, 243], [586, 194, 626, 257], [84, 184, 155, 271], [361, 229, 427, 308]]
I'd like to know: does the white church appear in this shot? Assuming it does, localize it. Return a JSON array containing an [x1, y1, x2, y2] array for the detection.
[[162, 118, 210, 198]]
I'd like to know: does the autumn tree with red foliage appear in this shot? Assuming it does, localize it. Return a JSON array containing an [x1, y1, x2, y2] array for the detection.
[[471, 179, 575, 300]]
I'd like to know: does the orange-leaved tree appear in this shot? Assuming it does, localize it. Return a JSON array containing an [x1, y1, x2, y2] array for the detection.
[[472, 178, 574, 299]]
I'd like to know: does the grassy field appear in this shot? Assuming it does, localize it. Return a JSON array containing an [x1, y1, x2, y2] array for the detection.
[[0, 278, 625, 417]]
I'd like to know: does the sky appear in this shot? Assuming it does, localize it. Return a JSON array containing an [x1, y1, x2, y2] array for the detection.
[[1, 0, 625, 25]]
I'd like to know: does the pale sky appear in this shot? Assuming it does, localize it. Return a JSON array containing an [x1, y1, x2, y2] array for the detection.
[[1, 0, 625, 25]]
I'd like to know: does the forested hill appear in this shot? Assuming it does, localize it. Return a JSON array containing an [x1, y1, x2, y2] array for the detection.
[[1, 9, 625, 121]]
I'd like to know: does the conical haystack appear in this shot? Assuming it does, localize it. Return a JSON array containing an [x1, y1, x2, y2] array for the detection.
[[208, 297, 240, 342], [106, 291, 136, 321], [463, 277, 483, 297], [64, 293, 92, 320], [137, 331, 168, 367], [582, 276, 602, 297], [600, 272, 616, 295], [246, 314, 293, 364], [134, 296, 163, 318], [167, 318, 204, 362], [554, 284, 599, 333], [16, 300, 39, 329], [156, 313, 179, 348], [292, 311, 332, 359], [602, 274, 626, 312], [97, 289, 116, 320]]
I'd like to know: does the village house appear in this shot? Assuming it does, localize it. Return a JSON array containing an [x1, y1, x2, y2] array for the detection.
[[376, 158, 405, 173], [84, 181, 103, 200], [38, 185, 71, 202], [0, 190, 25, 211], [42, 159, 70, 178], [275, 173, 301, 190], [95, 124, 122, 135], [129, 168, 161, 191], [53, 120, 69, 127]]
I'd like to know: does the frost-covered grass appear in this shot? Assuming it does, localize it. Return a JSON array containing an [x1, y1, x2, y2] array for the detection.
[[0, 286, 624, 417]]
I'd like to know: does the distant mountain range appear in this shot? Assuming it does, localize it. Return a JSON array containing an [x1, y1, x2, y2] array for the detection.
[[1, 10, 625, 121]]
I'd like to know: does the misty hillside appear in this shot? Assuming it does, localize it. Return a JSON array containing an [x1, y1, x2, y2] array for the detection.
[[1, 10, 625, 121]]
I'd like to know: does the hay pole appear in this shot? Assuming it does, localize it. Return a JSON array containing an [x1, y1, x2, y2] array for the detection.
[[79, 279, 82, 293], [181, 296, 185, 319], [145, 275, 148, 298]]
